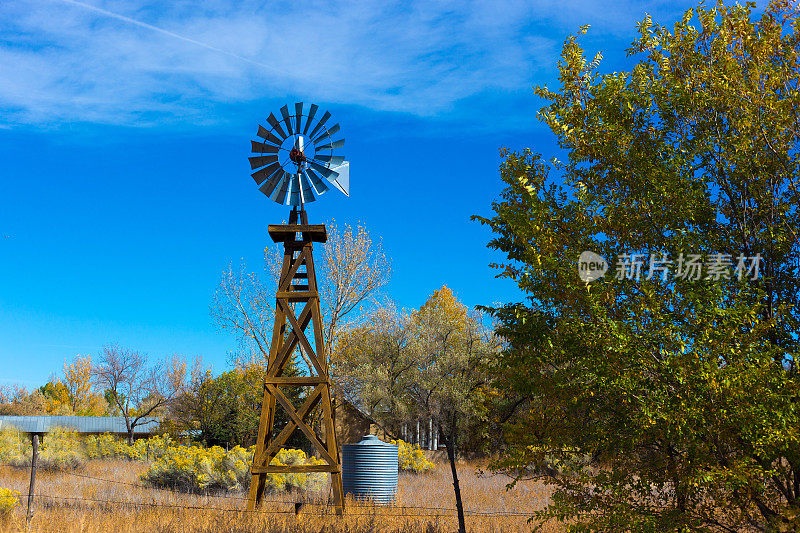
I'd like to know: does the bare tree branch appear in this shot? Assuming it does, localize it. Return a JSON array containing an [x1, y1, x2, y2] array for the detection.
[[93, 344, 185, 444]]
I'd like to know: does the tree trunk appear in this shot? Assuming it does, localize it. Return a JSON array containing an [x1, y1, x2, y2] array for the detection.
[[440, 422, 466, 533], [128, 428, 134, 446]]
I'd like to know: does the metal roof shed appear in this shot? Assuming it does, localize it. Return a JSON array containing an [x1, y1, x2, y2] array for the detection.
[[0, 416, 159, 436]]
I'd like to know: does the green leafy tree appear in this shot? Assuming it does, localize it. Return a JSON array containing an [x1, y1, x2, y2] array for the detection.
[[176, 358, 305, 449], [103, 389, 123, 416], [475, 2, 800, 531], [38, 380, 72, 414]]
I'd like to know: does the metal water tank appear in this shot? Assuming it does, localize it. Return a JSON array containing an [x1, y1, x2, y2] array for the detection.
[[341, 435, 398, 503]]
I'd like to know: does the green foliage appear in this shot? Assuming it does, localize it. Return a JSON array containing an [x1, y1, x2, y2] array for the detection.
[[141, 444, 251, 492], [0, 488, 20, 520], [476, 1, 800, 531], [334, 288, 496, 533], [176, 360, 305, 450], [390, 439, 434, 473], [141, 446, 325, 494]]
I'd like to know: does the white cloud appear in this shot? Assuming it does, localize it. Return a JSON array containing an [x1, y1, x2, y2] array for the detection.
[[0, 0, 706, 128]]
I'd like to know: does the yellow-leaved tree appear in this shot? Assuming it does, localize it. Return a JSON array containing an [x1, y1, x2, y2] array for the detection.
[[212, 220, 390, 371], [334, 286, 498, 533], [63, 355, 107, 415]]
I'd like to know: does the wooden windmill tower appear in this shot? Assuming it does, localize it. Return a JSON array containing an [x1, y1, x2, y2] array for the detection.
[[245, 103, 350, 514]]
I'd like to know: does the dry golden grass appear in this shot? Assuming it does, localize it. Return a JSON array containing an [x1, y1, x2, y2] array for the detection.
[[0, 458, 560, 532]]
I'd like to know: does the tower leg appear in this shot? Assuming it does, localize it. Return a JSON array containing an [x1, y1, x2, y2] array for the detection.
[[321, 383, 344, 515]]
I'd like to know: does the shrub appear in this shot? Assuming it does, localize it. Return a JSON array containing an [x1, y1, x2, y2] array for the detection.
[[0, 426, 84, 470], [85, 433, 173, 461], [84, 434, 121, 459], [0, 427, 27, 466], [37, 426, 85, 470], [390, 439, 434, 473], [265, 448, 328, 493], [141, 445, 327, 494], [141, 444, 250, 492], [0, 488, 20, 520]]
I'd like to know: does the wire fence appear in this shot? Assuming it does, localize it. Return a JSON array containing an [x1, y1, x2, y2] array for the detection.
[[0, 462, 534, 519]]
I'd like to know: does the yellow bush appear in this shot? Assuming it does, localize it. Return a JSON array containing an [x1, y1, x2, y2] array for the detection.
[[38, 426, 85, 470], [84, 434, 120, 459], [266, 448, 327, 493], [0, 426, 84, 470], [0, 488, 21, 519], [141, 445, 326, 494], [85, 433, 173, 461], [142, 444, 252, 492], [390, 439, 434, 473], [3, 428, 174, 470], [0, 428, 26, 465]]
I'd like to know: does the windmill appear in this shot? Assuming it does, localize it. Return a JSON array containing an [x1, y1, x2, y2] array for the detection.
[[248, 102, 349, 205], [246, 103, 348, 515]]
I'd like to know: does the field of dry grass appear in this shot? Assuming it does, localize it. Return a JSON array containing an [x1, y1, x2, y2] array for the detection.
[[0, 457, 559, 532]]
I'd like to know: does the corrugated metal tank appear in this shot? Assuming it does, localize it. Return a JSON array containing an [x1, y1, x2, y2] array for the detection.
[[341, 435, 398, 503]]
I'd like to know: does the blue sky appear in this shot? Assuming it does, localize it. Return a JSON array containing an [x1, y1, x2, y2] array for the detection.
[[0, 0, 766, 386]]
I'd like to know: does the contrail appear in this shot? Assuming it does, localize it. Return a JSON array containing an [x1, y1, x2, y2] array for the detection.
[[57, 0, 286, 75]]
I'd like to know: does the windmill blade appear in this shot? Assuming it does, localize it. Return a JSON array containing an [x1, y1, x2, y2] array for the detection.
[[308, 110, 331, 139], [271, 172, 291, 204], [303, 104, 318, 135], [328, 161, 350, 197], [251, 140, 280, 154], [258, 170, 284, 196], [294, 102, 304, 134], [267, 113, 288, 140], [299, 172, 316, 204], [313, 123, 340, 144], [248, 154, 279, 170], [257, 125, 282, 146], [304, 168, 329, 195], [315, 139, 345, 151], [309, 160, 338, 179], [251, 162, 281, 185], [280, 105, 294, 136], [313, 154, 345, 166]]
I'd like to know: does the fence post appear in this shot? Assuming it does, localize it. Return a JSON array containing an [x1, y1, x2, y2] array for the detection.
[[26, 433, 39, 524]]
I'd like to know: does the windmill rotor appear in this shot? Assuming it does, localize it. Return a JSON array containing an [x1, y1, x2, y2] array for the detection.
[[249, 102, 349, 206]]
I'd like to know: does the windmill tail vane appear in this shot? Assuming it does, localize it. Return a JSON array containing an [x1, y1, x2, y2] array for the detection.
[[249, 102, 350, 207]]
